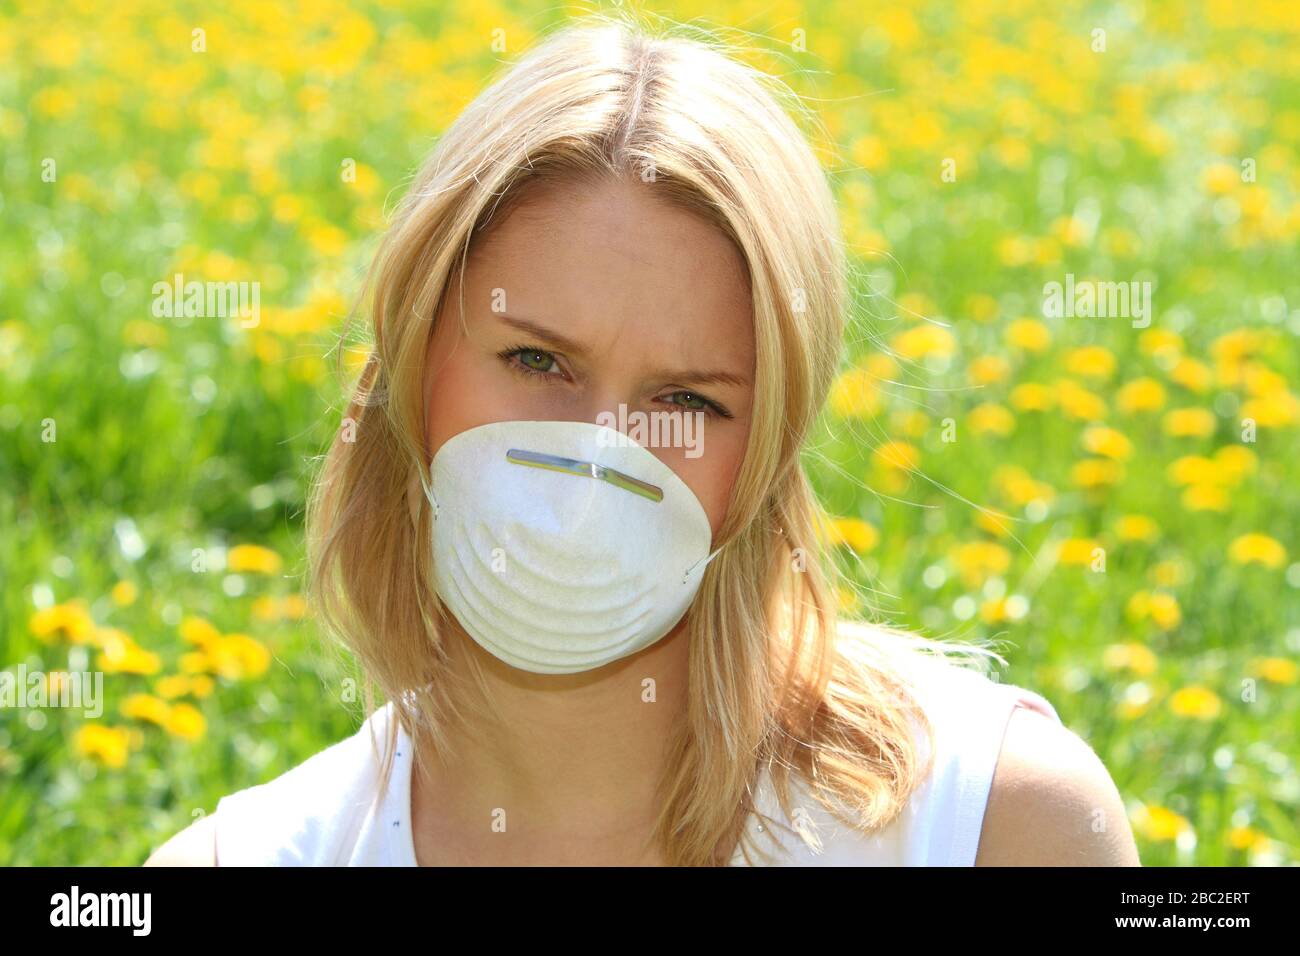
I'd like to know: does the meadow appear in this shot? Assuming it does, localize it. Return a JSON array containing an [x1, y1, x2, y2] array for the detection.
[[1, 0, 1297, 865]]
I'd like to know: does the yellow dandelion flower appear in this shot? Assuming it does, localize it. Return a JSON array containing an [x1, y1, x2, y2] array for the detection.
[[861, 353, 899, 380], [1162, 407, 1217, 438], [968, 403, 1015, 436], [891, 323, 956, 360], [1228, 533, 1286, 568], [121, 693, 171, 726], [208, 633, 272, 680], [272, 193, 304, 223], [29, 602, 96, 645], [74, 724, 132, 769], [835, 584, 861, 614], [1169, 357, 1213, 393], [1209, 328, 1268, 364], [979, 597, 1009, 623], [179, 651, 213, 675], [1182, 483, 1229, 511], [965, 293, 999, 323], [1247, 657, 1297, 684], [1169, 686, 1222, 719], [969, 355, 1010, 385], [250, 596, 279, 621], [280, 595, 309, 619], [1132, 804, 1192, 842], [164, 703, 207, 742], [1115, 515, 1159, 542], [154, 675, 193, 700], [1116, 377, 1166, 413], [1056, 380, 1107, 420], [303, 219, 349, 258], [1082, 425, 1133, 460], [994, 465, 1055, 507], [1072, 458, 1122, 487], [1102, 642, 1158, 676], [1139, 329, 1183, 357], [1148, 592, 1182, 630], [1033, 236, 1062, 266], [1227, 826, 1271, 853], [1212, 445, 1257, 483], [1058, 538, 1102, 565], [1240, 390, 1300, 428], [1051, 215, 1091, 247], [1166, 455, 1218, 485], [873, 440, 920, 470], [1006, 318, 1051, 352], [825, 517, 879, 553], [1066, 346, 1117, 379], [1242, 363, 1288, 397], [110, 581, 138, 607], [889, 408, 930, 437], [1127, 590, 1178, 627], [227, 544, 283, 575], [1201, 162, 1239, 195], [1009, 383, 1054, 412], [896, 292, 937, 321], [827, 368, 881, 418], [950, 541, 1011, 588], [180, 616, 221, 649], [997, 234, 1033, 266], [96, 631, 162, 676]]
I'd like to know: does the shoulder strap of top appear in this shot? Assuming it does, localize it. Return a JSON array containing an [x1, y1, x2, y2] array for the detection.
[[926, 665, 1063, 865], [730, 646, 1063, 867], [213, 704, 395, 865], [842, 636, 1066, 866]]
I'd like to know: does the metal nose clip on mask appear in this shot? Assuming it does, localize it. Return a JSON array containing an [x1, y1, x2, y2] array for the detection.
[[418, 419, 726, 675]]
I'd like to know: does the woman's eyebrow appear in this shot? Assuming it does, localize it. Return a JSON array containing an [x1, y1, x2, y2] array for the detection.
[[497, 314, 591, 357], [643, 366, 751, 388], [497, 314, 750, 388]]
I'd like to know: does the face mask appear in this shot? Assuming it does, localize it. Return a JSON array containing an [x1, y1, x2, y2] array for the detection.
[[417, 419, 725, 675]]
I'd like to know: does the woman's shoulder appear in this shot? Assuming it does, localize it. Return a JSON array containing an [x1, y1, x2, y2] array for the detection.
[[736, 618, 1068, 866], [834, 618, 1138, 866], [975, 700, 1141, 865], [147, 702, 399, 866]]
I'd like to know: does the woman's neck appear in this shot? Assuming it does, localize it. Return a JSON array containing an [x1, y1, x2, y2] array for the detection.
[[409, 619, 692, 865]]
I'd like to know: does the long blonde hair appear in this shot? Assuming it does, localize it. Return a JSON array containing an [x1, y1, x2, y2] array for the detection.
[[306, 12, 1007, 866]]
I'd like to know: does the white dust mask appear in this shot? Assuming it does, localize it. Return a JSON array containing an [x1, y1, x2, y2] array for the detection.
[[418, 419, 725, 675]]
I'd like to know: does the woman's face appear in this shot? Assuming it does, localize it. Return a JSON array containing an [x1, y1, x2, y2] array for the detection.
[[422, 176, 756, 537]]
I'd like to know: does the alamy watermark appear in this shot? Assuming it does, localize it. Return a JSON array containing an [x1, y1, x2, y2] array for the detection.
[[0, 665, 103, 718], [594, 404, 705, 458], [1043, 273, 1153, 328], [151, 272, 260, 327]]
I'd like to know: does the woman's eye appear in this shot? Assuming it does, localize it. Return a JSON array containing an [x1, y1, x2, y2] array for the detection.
[[498, 345, 562, 376], [664, 390, 732, 419], [670, 391, 709, 411], [518, 349, 556, 373]]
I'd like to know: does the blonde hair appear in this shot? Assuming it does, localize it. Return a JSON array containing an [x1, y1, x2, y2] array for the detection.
[[306, 12, 1007, 866]]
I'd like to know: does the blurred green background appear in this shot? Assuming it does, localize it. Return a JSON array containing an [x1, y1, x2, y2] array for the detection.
[[1, 0, 1297, 865]]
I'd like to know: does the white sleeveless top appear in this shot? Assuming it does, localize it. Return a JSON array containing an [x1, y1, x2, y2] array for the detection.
[[213, 650, 1060, 866]]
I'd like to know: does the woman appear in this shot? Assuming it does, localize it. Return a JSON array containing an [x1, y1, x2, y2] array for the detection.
[[146, 16, 1140, 867]]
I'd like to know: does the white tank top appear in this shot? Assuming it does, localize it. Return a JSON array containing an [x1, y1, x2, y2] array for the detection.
[[213, 650, 1060, 866]]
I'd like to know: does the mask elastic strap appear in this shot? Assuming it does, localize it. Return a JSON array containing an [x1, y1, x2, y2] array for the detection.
[[682, 543, 725, 584]]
